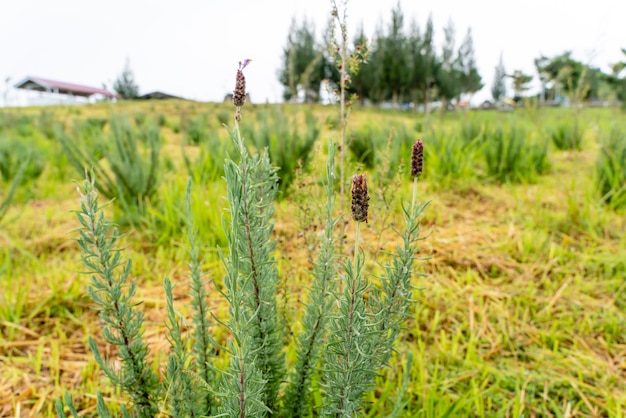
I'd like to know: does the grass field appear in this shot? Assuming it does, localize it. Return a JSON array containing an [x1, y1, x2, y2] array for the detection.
[[0, 100, 625, 417]]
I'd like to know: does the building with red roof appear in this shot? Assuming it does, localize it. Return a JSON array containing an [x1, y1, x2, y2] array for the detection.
[[13, 76, 118, 105]]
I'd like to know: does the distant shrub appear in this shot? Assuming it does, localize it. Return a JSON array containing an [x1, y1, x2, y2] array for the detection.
[[459, 116, 485, 144], [161, 154, 176, 173], [169, 119, 181, 133], [483, 124, 550, 183], [59, 115, 161, 220], [216, 110, 230, 125], [0, 112, 14, 132], [551, 119, 584, 150], [348, 124, 378, 169], [69, 120, 106, 160], [0, 162, 25, 224], [183, 130, 232, 183], [185, 115, 210, 145], [325, 113, 340, 130], [347, 122, 414, 181], [425, 127, 480, 189], [84, 117, 108, 131], [157, 112, 167, 127], [241, 107, 320, 195], [0, 136, 46, 184], [384, 123, 415, 178], [38, 110, 61, 140], [134, 112, 147, 126], [596, 125, 626, 209], [15, 115, 37, 137], [413, 119, 424, 133], [145, 178, 228, 247]]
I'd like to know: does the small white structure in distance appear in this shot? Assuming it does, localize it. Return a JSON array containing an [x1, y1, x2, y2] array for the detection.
[[13, 76, 118, 106]]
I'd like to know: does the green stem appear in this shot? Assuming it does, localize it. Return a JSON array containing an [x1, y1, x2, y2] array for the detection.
[[336, 220, 362, 417], [234, 107, 245, 155], [354, 221, 361, 269], [411, 176, 418, 217]]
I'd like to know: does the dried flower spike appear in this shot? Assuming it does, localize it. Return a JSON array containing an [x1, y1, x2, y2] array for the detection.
[[351, 173, 370, 223], [411, 139, 424, 178], [233, 59, 251, 107]]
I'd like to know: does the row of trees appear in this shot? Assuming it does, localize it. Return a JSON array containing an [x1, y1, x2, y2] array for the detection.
[[280, 4, 626, 109], [492, 50, 626, 105], [534, 50, 626, 104], [279, 5, 482, 110]]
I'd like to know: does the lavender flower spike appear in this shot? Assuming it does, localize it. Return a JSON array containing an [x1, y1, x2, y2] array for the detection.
[[411, 139, 424, 178], [233, 59, 252, 107], [351, 173, 370, 223]]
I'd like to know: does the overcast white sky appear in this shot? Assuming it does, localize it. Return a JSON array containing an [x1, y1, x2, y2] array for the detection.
[[1, 0, 624, 106]]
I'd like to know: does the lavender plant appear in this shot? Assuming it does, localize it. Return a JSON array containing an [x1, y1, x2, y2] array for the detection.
[[183, 179, 216, 414], [59, 115, 161, 220], [282, 141, 340, 417], [321, 173, 374, 415], [73, 174, 161, 416], [0, 158, 27, 224], [596, 124, 626, 209], [321, 141, 425, 416], [219, 58, 284, 414], [57, 58, 428, 417]]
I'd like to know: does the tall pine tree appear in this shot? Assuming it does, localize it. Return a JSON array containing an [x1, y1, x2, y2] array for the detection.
[[457, 28, 483, 100], [113, 58, 139, 100], [434, 18, 461, 110], [491, 53, 507, 102], [378, 3, 409, 106], [278, 18, 331, 103]]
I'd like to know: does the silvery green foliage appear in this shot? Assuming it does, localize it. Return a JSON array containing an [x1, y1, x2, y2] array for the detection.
[[322, 250, 380, 417], [164, 277, 200, 417], [370, 197, 428, 369], [219, 127, 284, 416], [182, 178, 217, 415], [282, 142, 339, 417], [321, 173, 427, 417], [75, 174, 160, 417], [62, 121, 427, 417]]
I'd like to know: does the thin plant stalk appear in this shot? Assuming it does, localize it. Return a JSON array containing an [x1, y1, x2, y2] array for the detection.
[[330, 0, 350, 207]]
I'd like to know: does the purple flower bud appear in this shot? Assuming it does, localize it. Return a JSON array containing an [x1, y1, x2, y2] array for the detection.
[[411, 140, 424, 178], [233, 59, 251, 107], [351, 173, 370, 223]]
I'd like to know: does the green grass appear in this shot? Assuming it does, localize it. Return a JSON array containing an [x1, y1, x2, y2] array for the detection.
[[0, 102, 625, 416], [596, 124, 626, 209]]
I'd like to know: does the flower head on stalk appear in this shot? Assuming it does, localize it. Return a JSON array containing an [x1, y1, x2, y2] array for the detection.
[[411, 139, 424, 178], [233, 59, 251, 121], [351, 173, 370, 223]]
